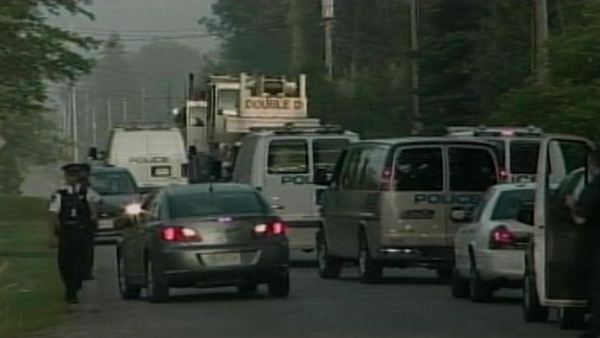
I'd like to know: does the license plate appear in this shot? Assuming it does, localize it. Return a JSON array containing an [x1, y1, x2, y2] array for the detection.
[[151, 166, 171, 177], [98, 219, 114, 230], [202, 253, 242, 267]]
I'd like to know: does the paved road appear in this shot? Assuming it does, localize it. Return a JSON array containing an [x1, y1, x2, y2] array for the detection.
[[34, 247, 576, 338]]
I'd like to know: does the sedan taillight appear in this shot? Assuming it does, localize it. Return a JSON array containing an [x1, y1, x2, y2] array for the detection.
[[254, 221, 287, 237], [160, 226, 201, 242], [489, 225, 516, 249]]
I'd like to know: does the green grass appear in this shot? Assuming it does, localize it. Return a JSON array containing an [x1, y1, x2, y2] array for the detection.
[[0, 195, 65, 338]]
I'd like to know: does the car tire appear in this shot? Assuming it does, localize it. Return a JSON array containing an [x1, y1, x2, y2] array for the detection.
[[523, 254, 549, 323], [146, 259, 169, 303], [451, 268, 470, 299], [358, 232, 382, 283], [117, 253, 141, 300], [559, 308, 587, 330], [268, 269, 290, 298], [238, 283, 258, 296], [469, 264, 493, 303], [317, 231, 343, 279]]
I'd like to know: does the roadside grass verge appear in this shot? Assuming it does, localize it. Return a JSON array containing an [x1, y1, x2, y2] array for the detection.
[[0, 195, 64, 338]]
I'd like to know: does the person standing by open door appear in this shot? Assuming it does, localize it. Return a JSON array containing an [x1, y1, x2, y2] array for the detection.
[[566, 150, 600, 338]]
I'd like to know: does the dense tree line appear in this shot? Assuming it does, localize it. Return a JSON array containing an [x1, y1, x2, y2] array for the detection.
[[0, 0, 95, 193], [204, 0, 600, 139]]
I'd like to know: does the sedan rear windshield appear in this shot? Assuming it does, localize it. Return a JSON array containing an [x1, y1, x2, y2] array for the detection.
[[491, 189, 534, 220], [168, 191, 269, 219], [90, 171, 137, 196]]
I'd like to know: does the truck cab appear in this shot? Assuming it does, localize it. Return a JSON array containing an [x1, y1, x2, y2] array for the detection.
[[521, 135, 595, 330]]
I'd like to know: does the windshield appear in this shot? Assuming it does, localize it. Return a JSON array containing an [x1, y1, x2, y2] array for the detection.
[[90, 171, 137, 196], [491, 189, 535, 220], [313, 138, 350, 173], [510, 140, 540, 174], [168, 191, 269, 219]]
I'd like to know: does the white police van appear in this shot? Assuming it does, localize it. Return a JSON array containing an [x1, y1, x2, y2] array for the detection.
[[232, 125, 358, 254], [106, 125, 188, 193], [318, 138, 500, 282]]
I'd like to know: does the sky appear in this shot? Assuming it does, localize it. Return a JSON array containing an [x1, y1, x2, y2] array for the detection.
[[51, 0, 218, 54]]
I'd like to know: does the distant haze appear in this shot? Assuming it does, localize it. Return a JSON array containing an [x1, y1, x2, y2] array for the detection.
[[51, 0, 217, 54]]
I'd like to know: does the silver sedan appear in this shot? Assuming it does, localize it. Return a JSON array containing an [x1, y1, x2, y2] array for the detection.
[[116, 183, 290, 303]]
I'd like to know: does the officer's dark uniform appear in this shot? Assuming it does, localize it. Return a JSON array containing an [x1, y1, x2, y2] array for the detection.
[[574, 173, 600, 338], [50, 164, 98, 303], [79, 164, 97, 280]]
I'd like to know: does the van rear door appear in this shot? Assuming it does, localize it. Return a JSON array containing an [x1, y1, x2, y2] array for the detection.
[[446, 145, 498, 245], [386, 146, 447, 247]]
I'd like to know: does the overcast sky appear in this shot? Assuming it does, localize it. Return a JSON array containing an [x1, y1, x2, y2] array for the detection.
[[51, 0, 218, 54]]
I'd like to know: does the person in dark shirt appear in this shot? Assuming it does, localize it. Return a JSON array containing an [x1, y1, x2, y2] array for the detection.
[[566, 150, 600, 338]]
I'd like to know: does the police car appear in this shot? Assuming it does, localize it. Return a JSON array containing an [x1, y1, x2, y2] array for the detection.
[[447, 126, 543, 183], [520, 135, 594, 330], [232, 125, 358, 254]]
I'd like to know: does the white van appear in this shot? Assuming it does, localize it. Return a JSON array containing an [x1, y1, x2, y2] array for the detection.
[[318, 138, 500, 282], [232, 126, 358, 253], [107, 126, 188, 192]]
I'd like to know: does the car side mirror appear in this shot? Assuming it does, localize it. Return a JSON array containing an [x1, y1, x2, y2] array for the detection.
[[516, 202, 534, 225], [451, 209, 472, 223]]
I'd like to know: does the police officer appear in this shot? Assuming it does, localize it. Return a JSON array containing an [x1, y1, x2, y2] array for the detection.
[[566, 150, 600, 338], [78, 163, 97, 281], [49, 164, 101, 303]]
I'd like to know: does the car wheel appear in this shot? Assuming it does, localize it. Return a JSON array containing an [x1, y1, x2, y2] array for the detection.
[[146, 259, 169, 303], [469, 263, 492, 303], [117, 253, 141, 300], [523, 256, 549, 322], [358, 233, 382, 283], [451, 268, 470, 299], [317, 231, 343, 279], [559, 308, 587, 330], [268, 269, 290, 298], [238, 283, 258, 296]]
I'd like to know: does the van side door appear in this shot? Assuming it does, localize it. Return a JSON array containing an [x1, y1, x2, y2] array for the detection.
[[535, 137, 594, 303]]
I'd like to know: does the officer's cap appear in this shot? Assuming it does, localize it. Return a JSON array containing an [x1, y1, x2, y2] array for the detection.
[[61, 163, 89, 174]]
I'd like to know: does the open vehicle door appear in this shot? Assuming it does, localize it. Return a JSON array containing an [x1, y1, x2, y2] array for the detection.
[[524, 135, 595, 329]]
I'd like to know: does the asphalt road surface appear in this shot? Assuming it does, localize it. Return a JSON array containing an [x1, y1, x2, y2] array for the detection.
[[33, 247, 576, 338]]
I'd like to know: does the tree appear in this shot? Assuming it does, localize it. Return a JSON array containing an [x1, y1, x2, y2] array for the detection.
[[0, 0, 96, 193]]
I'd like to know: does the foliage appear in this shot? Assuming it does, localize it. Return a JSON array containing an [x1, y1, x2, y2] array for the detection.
[[0, 0, 97, 193]]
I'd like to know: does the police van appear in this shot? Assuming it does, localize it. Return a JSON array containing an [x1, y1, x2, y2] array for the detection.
[[448, 126, 543, 183], [106, 125, 188, 192], [232, 125, 358, 254], [520, 135, 595, 330], [317, 138, 499, 282]]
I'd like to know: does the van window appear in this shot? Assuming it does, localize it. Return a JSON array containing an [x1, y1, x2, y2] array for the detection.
[[395, 148, 443, 191], [341, 148, 363, 189], [268, 140, 308, 174], [449, 147, 497, 192], [313, 139, 350, 174], [510, 141, 540, 174]]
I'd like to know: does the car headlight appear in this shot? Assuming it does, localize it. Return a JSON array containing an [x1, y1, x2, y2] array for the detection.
[[125, 203, 143, 216]]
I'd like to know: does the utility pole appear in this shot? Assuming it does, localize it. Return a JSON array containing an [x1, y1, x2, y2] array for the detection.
[[107, 98, 113, 131], [141, 86, 147, 122], [91, 106, 97, 147], [409, 0, 422, 135], [70, 84, 79, 162], [534, 0, 549, 84], [122, 100, 128, 124], [322, 0, 334, 81]]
